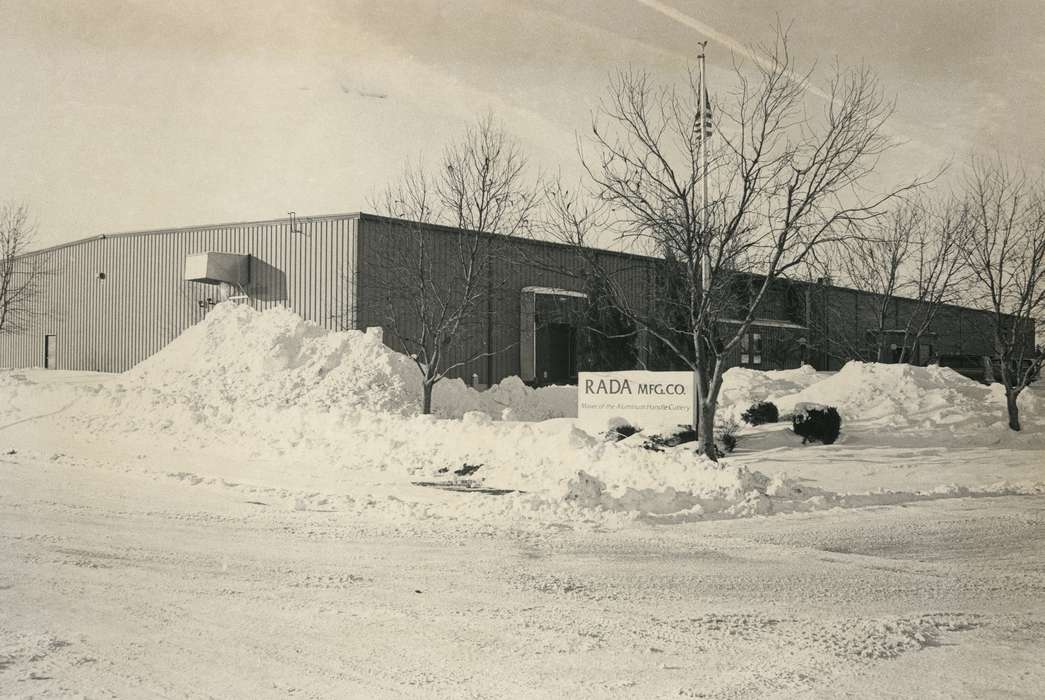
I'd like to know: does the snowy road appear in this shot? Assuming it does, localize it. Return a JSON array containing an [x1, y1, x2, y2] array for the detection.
[[3, 454, 1044, 698]]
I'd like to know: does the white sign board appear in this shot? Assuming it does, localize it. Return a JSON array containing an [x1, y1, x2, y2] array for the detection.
[[577, 371, 694, 432]]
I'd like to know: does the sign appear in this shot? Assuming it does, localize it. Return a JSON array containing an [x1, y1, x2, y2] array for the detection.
[[577, 371, 694, 432]]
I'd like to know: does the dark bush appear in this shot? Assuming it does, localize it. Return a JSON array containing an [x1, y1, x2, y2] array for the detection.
[[666, 426, 698, 446], [741, 400, 779, 426], [641, 425, 697, 451], [716, 418, 739, 453], [454, 463, 482, 476], [604, 422, 641, 442], [791, 404, 841, 445], [719, 434, 737, 453]]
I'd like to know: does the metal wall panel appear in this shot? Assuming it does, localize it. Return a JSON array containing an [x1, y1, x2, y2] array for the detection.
[[354, 217, 493, 386], [355, 215, 654, 386], [481, 235, 649, 384], [802, 282, 1021, 370], [4, 210, 1024, 382], [0, 214, 360, 372]]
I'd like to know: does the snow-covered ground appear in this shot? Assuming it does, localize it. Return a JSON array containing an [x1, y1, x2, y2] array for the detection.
[[2, 303, 1043, 697]]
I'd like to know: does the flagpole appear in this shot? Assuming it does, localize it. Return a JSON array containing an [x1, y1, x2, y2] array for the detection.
[[699, 43, 710, 293], [694, 42, 710, 432]]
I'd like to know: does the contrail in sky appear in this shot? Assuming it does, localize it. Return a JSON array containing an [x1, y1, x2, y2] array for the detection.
[[633, 0, 834, 103]]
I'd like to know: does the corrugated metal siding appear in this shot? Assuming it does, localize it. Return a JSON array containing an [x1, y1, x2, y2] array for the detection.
[[7, 210, 1022, 381], [488, 238, 651, 384], [490, 238, 583, 384], [0, 215, 359, 372], [801, 281, 1029, 369], [354, 217, 494, 385], [716, 322, 807, 371]]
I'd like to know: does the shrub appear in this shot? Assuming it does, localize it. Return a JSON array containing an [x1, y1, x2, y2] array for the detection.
[[454, 463, 482, 476], [641, 423, 738, 456], [741, 400, 779, 426], [791, 403, 841, 445], [715, 418, 740, 453], [641, 425, 697, 451], [604, 421, 641, 442], [666, 426, 698, 446]]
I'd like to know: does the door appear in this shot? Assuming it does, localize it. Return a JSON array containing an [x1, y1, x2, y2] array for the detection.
[[44, 335, 56, 369], [535, 322, 577, 385], [547, 322, 576, 384]]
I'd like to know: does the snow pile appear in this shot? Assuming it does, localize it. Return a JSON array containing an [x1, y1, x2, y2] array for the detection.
[[384, 417, 798, 519], [771, 361, 1030, 439], [718, 364, 824, 419], [0, 377, 838, 526], [126, 303, 574, 420], [4, 304, 1043, 528], [483, 377, 576, 422]]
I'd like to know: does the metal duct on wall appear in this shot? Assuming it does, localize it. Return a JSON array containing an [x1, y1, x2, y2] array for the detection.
[[183, 252, 251, 286]]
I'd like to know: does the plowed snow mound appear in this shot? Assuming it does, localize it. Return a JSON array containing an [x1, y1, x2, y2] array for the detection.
[[774, 362, 1038, 439], [126, 303, 574, 420], [719, 365, 825, 418], [6, 305, 1041, 524]]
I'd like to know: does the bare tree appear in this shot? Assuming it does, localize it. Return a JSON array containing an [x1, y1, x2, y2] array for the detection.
[[0, 203, 46, 335], [370, 114, 539, 414], [960, 157, 1045, 431], [837, 197, 969, 363], [899, 200, 972, 361], [838, 205, 914, 361], [572, 29, 923, 459]]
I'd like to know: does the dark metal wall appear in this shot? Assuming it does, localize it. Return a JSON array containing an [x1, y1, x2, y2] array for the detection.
[[2, 210, 1026, 381], [803, 280, 1007, 370], [353, 215, 652, 386]]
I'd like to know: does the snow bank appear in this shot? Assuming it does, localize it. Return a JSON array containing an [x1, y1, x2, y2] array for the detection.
[[126, 303, 574, 421], [718, 364, 824, 419], [4, 305, 1042, 528], [772, 361, 1042, 442], [3, 366, 831, 525], [774, 362, 983, 419], [0, 304, 835, 524]]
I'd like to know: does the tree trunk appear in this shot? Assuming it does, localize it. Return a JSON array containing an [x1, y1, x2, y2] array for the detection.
[[697, 362, 724, 462], [982, 356, 995, 384], [876, 342, 889, 363], [698, 398, 718, 460], [1006, 389, 1021, 431], [692, 334, 710, 453], [422, 379, 434, 415]]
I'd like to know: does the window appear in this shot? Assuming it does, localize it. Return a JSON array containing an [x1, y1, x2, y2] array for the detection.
[[740, 332, 763, 366]]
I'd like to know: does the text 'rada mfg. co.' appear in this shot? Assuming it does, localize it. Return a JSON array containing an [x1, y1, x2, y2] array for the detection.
[[582, 377, 688, 396], [577, 371, 694, 430]]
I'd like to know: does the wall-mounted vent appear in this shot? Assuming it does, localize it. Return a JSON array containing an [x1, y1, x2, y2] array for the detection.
[[183, 252, 251, 286]]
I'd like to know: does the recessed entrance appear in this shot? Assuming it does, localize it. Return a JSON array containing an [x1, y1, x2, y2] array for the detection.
[[519, 286, 587, 386]]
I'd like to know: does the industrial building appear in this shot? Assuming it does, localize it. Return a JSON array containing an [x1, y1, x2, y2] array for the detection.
[[0, 211, 1016, 386]]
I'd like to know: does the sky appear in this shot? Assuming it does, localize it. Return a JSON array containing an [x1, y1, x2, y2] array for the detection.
[[2, 0, 1044, 249]]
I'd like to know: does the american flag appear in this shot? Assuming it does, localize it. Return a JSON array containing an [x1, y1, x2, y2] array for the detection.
[[694, 82, 713, 142]]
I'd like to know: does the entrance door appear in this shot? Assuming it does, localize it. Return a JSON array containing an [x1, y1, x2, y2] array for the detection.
[[547, 322, 576, 384], [44, 335, 56, 369], [535, 322, 577, 385]]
